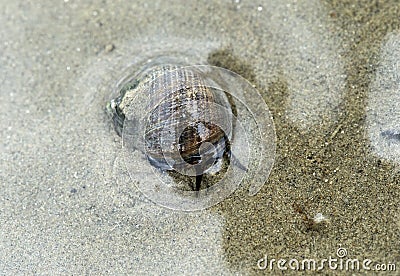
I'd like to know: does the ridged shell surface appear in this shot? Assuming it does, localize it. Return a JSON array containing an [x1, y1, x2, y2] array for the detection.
[[118, 65, 233, 170]]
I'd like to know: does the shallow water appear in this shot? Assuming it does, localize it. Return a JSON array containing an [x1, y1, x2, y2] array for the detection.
[[1, 0, 399, 274]]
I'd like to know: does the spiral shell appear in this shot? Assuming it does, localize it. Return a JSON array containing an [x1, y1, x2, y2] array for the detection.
[[110, 63, 233, 177], [107, 57, 276, 210]]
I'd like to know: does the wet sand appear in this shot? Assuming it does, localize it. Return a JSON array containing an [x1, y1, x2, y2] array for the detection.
[[1, 0, 399, 274]]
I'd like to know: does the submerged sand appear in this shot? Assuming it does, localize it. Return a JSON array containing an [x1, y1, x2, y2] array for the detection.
[[1, 0, 399, 274]]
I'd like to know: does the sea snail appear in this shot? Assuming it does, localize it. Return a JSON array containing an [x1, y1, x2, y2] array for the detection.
[[109, 62, 238, 191]]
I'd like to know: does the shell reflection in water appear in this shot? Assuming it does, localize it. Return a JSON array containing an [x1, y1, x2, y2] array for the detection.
[[108, 57, 276, 211]]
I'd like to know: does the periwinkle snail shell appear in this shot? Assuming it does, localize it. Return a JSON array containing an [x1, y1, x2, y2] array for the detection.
[[109, 63, 234, 190]]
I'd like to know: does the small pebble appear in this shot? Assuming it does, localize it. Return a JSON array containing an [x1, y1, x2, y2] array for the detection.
[[105, 44, 115, 53]]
